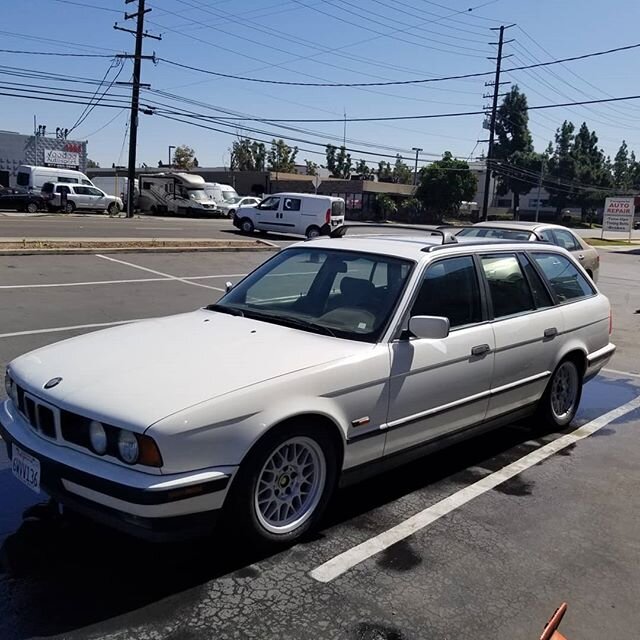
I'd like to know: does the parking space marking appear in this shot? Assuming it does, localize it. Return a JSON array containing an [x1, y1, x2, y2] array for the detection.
[[309, 395, 640, 583], [0, 318, 143, 339], [0, 274, 248, 290], [604, 368, 640, 379], [95, 254, 225, 292]]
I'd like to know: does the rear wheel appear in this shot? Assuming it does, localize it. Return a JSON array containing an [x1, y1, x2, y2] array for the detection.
[[305, 225, 321, 240], [240, 218, 254, 234], [26, 202, 38, 214], [226, 424, 337, 546], [535, 358, 582, 430], [64, 202, 75, 214]]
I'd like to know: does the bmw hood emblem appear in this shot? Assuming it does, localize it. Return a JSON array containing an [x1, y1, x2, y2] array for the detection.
[[44, 377, 63, 389]]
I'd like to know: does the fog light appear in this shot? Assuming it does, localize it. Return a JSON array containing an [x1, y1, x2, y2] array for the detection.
[[89, 420, 108, 455], [118, 430, 139, 464]]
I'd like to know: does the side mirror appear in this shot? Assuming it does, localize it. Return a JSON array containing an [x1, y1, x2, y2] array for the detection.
[[408, 315, 450, 339], [225, 281, 234, 293]]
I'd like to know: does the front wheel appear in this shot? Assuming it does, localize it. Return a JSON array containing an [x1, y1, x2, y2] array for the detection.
[[228, 209, 236, 218], [26, 202, 38, 214], [227, 425, 337, 545], [107, 202, 120, 215], [305, 225, 321, 240], [240, 218, 254, 234], [536, 359, 582, 429]]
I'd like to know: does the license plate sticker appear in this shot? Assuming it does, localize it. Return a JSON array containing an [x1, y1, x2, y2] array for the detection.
[[11, 444, 41, 494]]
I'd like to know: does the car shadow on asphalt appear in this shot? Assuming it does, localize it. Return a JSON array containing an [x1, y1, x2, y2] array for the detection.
[[0, 375, 637, 639]]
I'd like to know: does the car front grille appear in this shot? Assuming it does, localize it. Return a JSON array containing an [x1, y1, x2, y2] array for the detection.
[[15, 384, 57, 439]]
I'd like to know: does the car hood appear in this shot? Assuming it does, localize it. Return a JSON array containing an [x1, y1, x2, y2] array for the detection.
[[9, 309, 370, 431]]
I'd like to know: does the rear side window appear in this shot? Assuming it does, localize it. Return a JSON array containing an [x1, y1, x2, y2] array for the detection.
[[57, 177, 79, 183], [551, 229, 582, 251], [480, 254, 534, 318], [531, 252, 594, 301], [332, 200, 345, 217], [411, 256, 482, 328], [520, 255, 553, 308], [56, 185, 72, 195], [283, 197, 301, 211]]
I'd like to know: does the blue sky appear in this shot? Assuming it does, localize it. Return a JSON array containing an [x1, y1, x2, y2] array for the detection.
[[1, 0, 639, 169]]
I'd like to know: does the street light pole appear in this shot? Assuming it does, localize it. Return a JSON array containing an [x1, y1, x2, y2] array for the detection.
[[412, 147, 422, 186], [168, 145, 175, 169]]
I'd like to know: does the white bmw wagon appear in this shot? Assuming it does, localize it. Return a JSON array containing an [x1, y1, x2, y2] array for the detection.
[[2, 227, 615, 543]]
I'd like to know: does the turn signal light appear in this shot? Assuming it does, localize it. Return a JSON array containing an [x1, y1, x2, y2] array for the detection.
[[138, 434, 163, 467]]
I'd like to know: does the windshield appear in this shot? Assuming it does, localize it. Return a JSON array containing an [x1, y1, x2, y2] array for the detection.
[[456, 227, 535, 241], [221, 190, 239, 202], [188, 189, 209, 202], [217, 248, 413, 342]]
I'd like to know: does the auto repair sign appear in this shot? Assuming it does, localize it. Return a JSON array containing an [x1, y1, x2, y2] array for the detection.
[[603, 197, 635, 232]]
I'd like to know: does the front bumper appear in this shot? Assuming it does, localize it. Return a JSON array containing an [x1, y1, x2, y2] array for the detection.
[[0, 400, 236, 541]]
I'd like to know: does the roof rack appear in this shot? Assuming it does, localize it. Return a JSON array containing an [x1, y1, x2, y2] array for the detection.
[[439, 224, 544, 242], [329, 223, 458, 246]]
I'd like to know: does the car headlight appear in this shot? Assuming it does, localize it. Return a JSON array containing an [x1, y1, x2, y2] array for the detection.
[[117, 429, 139, 464], [89, 420, 108, 455], [4, 370, 17, 405]]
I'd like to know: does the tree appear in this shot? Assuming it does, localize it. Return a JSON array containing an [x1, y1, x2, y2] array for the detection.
[[415, 151, 477, 220], [305, 160, 319, 176], [376, 194, 397, 221], [377, 161, 393, 182], [630, 151, 640, 190], [173, 145, 196, 170], [267, 139, 298, 173], [230, 138, 266, 171], [546, 121, 577, 217], [393, 155, 413, 184], [86, 158, 99, 168], [613, 140, 632, 191], [492, 86, 536, 218], [354, 159, 374, 180], [325, 144, 352, 178], [572, 123, 611, 218]]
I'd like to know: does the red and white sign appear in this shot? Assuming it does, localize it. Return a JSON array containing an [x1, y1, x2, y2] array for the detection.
[[603, 197, 635, 232]]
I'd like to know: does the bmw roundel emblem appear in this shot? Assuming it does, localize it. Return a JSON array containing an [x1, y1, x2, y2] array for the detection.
[[44, 377, 63, 389]]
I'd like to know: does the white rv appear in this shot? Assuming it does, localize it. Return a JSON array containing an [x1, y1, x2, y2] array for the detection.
[[16, 165, 94, 192], [138, 173, 218, 216], [203, 182, 239, 206]]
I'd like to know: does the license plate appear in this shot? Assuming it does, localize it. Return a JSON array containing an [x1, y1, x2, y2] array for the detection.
[[11, 444, 41, 494]]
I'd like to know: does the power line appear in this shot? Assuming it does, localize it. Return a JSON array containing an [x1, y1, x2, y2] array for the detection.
[[0, 48, 115, 58], [157, 40, 640, 88]]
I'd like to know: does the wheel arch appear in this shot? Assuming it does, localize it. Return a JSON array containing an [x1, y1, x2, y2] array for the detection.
[[558, 346, 588, 378]]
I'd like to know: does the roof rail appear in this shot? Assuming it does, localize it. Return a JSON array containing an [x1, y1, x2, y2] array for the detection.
[[329, 223, 458, 246], [439, 224, 545, 242]]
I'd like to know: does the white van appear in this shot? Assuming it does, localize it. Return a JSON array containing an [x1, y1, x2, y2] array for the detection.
[[202, 182, 239, 206], [16, 165, 93, 192], [233, 193, 345, 239]]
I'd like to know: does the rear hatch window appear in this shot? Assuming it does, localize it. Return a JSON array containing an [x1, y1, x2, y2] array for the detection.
[[331, 200, 345, 217]]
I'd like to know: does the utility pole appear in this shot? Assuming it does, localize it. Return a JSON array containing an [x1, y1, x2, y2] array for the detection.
[[168, 145, 175, 169], [412, 147, 422, 186], [114, 0, 160, 218], [534, 156, 545, 222], [480, 24, 514, 221]]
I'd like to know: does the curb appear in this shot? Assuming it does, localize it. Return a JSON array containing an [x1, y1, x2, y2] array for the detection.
[[0, 243, 279, 256]]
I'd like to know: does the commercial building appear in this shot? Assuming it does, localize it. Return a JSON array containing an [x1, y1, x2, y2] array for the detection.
[[0, 130, 88, 188]]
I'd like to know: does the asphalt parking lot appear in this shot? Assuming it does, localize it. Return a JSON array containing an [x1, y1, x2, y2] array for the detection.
[[1, 242, 639, 639]]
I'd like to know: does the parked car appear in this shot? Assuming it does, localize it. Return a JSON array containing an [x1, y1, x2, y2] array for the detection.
[[41, 182, 122, 214], [1, 227, 615, 543], [233, 193, 345, 239], [0, 189, 45, 213], [453, 221, 600, 281], [217, 196, 261, 218]]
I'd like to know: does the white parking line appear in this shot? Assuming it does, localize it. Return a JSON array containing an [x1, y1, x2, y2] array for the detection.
[[0, 274, 248, 290], [95, 254, 225, 291], [0, 319, 143, 339], [309, 395, 640, 583], [604, 368, 640, 379]]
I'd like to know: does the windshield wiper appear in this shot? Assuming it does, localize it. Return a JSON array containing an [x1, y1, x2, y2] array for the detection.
[[205, 303, 244, 317], [243, 310, 336, 337]]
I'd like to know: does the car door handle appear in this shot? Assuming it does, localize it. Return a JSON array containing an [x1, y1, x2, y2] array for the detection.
[[544, 327, 558, 339], [471, 344, 491, 357]]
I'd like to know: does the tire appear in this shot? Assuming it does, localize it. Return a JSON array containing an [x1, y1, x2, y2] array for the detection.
[[228, 209, 236, 218], [226, 423, 338, 546], [305, 225, 321, 240], [535, 358, 583, 430], [240, 218, 254, 234], [107, 202, 120, 215], [64, 202, 75, 214], [26, 202, 38, 214]]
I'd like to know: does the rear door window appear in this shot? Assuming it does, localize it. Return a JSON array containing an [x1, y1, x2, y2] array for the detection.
[[551, 229, 582, 251], [282, 197, 301, 211], [531, 252, 595, 301], [480, 254, 535, 318]]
